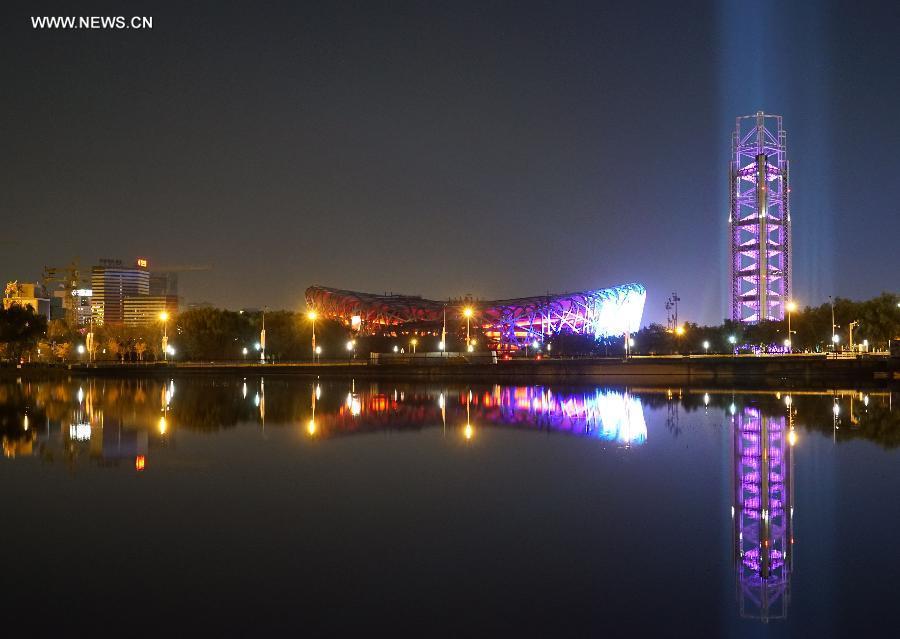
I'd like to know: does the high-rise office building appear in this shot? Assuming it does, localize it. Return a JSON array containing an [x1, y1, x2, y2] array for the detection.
[[91, 258, 150, 325]]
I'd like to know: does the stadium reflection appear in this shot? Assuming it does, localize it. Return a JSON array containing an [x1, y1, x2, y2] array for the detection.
[[312, 383, 647, 445], [1, 377, 898, 628]]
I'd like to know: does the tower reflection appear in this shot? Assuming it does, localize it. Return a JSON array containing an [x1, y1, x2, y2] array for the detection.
[[732, 405, 794, 621]]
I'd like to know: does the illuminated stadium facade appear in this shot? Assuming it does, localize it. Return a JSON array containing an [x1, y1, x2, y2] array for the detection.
[[305, 283, 646, 351]]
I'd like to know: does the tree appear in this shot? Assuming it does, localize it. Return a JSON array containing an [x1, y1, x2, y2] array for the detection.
[[52, 341, 72, 361], [0, 304, 48, 360]]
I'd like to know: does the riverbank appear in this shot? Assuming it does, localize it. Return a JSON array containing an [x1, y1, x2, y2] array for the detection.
[[7, 354, 897, 388]]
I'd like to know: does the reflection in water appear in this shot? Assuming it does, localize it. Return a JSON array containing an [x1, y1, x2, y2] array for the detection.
[[732, 405, 794, 621], [1, 377, 898, 629], [0, 379, 648, 468], [311, 384, 647, 446], [477, 386, 646, 445]]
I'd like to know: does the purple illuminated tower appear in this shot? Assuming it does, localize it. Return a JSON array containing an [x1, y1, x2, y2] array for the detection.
[[730, 112, 791, 323], [732, 406, 794, 621]]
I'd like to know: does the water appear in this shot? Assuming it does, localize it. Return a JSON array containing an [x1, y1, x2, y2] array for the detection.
[[1, 375, 897, 636]]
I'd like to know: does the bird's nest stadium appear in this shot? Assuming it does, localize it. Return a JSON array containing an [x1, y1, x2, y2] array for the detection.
[[305, 283, 646, 351]]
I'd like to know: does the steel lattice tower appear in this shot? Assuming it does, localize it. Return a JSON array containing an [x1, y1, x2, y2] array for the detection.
[[732, 406, 794, 621], [730, 112, 791, 323]]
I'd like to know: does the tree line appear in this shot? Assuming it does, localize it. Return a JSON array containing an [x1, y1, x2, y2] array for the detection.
[[0, 306, 348, 363], [631, 293, 899, 355], [1, 292, 897, 362]]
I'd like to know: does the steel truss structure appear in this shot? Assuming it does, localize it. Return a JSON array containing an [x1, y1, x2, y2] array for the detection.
[[730, 112, 791, 323], [305, 283, 646, 351], [732, 406, 794, 621]]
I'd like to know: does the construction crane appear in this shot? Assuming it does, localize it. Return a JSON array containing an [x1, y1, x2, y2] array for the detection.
[[42, 259, 88, 326]]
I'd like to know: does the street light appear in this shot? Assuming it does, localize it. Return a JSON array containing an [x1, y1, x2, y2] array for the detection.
[[463, 307, 473, 349], [159, 311, 169, 362], [314, 345, 322, 362], [702, 340, 710, 354], [410, 338, 418, 354], [786, 301, 797, 353], [728, 334, 737, 357], [307, 310, 318, 360], [346, 339, 355, 363]]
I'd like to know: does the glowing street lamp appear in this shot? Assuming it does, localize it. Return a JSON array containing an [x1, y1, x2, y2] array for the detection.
[[786, 300, 797, 353], [702, 340, 710, 354], [463, 307, 473, 348], [346, 339, 355, 362], [307, 310, 318, 360], [160, 311, 170, 362], [410, 338, 418, 354], [314, 345, 322, 362], [728, 334, 737, 357]]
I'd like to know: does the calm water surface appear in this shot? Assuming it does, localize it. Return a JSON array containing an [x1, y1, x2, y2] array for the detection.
[[2, 375, 898, 636]]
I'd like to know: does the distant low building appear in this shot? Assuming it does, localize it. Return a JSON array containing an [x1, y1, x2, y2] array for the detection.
[[123, 295, 179, 326], [50, 287, 93, 325], [3, 281, 50, 319]]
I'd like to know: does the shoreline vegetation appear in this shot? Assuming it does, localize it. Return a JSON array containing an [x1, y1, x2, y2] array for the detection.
[[1, 293, 898, 365]]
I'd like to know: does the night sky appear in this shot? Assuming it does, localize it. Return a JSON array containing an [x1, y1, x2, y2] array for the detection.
[[2, 1, 898, 325]]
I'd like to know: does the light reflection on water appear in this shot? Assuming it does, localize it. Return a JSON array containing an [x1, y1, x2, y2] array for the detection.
[[0, 376, 897, 633]]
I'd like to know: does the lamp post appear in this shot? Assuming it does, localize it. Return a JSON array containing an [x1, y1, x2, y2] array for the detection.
[[346, 339, 355, 363], [441, 305, 447, 358], [260, 307, 267, 363], [786, 301, 797, 354], [848, 320, 858, 351], [703, 340, 709, 354], [829, 295, 837, 352], [463, 307, 473, 350], [728, 334, 737, 357], [410, 338, 418, 354], [314, 345, 322, 363], [159, 311, 169, 362], [308, 310, 318, 361]]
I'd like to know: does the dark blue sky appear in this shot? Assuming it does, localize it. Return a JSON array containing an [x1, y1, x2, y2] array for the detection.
[[2, 1, 897, 325]]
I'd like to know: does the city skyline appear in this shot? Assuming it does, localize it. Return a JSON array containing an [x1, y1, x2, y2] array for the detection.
[[2, 1, 898, 325]]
